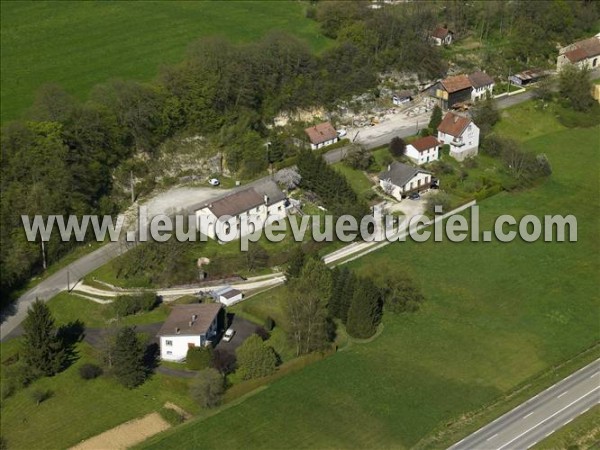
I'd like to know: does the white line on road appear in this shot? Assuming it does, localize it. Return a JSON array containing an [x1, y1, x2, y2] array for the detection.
[[590, 373, 599, 379], [557, 390, 569, 398], [523, 412, 534, 419], [486, 434, 498, 441], [496, 385, 600, 450]]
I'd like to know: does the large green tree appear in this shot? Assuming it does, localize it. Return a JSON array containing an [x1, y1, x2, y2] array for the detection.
[[21, 299, 66, 377], [558, 65, 594, 112], [190, 368, 224, 409], [346, 278, 382, 339], [112, 326, 147, 388], [235, 334, 278, 380]]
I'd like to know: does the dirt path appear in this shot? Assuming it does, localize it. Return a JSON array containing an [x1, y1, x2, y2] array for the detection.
[[70, 412, 170, 450]]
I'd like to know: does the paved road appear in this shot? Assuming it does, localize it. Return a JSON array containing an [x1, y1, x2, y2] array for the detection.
[[449, 359, 600, 450]]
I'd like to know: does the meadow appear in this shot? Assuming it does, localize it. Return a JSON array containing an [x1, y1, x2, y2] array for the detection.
[[0, 1, 330, 123], [140, 103, 600, 449]]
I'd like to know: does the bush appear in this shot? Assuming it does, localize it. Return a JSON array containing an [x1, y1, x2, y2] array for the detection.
[[555, 103, 600, 128], [1, 381, 15, 400], [431, 159, 454, 175], [113, 292, 157, 317], [463, 157, 478, 169], [186, 346, 213, 371], [159, 407, 185, 425], [31, 389, 53, 405], [363, 190, 378, 201], [426, 192, 452, 215], [235, 334, 278, 380], [190, 368, 224, 409], [79, 363, 103, 380]]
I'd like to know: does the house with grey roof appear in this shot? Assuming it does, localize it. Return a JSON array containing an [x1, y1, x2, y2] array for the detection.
[[378, 161, 433, 201], [194, 179, 287, 241]]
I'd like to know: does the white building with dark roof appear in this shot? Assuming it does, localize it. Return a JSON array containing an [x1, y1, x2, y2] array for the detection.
[[378, 161, 432, 201], [157, 303, 222, 362], [194, 179, 287, 241]]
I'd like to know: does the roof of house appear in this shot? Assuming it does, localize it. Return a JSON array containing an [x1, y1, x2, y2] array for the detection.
[[393, 90, 413, 99], [440, 74, 472, 93], [220, 288, 242, 300], [431, 27, 452, 39], [409, 136, 440, 153], [468, 71, 494, 88], [157, 303, 222, 337], [437, 112, 472, 138], [512, 69, 547, 81], [195, 180, 285, 217], [564, 47, 590, 63], [564, 36, 600, 62], [305, 122, 338, 145], [378, 161, 431, 188]]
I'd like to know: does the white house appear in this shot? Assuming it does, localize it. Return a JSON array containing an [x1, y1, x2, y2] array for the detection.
[[405, 136, 441, 166], [305, 122, 339, 150], [157, 303, 222, 362], [557, 33, 600, 71], [378, 161, 432, 201], [468, 71, 494, 102], [211, 286, 243, 306], [437, 112, 480, 161], [392, 90, 413, 106], [430, 27, 453, 46], [194, 180, 287, 241]]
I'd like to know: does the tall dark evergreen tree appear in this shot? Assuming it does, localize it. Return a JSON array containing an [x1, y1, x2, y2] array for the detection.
[[329, 267, 355, 322], [285, 245, 306, 280], [112, 326, 147, 389], [428, 105, 443, 132], [346, 278, 382, 339], [21, 299, 66, 377]]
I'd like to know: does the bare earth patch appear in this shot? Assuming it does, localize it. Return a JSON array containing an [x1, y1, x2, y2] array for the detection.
[[70, 413, 170, 450]]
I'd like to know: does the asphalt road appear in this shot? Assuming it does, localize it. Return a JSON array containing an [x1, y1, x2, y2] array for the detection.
[[449, 359, 600, 450]]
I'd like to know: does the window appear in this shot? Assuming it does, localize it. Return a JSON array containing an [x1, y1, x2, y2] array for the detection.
[[165, 340, 173, 346], [166, 351, 172, 355]]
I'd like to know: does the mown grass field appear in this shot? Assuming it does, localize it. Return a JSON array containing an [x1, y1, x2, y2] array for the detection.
[[140, 103, 600, 449], [0, 1, 330, 122]]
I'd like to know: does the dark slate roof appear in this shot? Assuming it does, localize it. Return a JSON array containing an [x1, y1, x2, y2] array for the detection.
[[157, 303, 222, 337], [468, 71, 494, 88], [378, 161, 431, 187]]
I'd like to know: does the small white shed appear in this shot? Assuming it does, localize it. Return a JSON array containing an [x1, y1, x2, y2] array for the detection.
[[212, 286, 243, 306]]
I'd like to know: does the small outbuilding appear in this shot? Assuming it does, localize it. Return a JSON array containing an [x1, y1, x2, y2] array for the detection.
[[212, 286, 244, 306]]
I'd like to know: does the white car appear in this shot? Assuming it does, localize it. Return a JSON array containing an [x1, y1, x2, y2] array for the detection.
[[337, 129, 347, 137], [208, 178, 220, 186], [222, 328, 235, 342]]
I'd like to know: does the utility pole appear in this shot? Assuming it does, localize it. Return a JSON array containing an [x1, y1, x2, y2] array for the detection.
[[130, 170, 135, 204], [265, 142, 273, 179], [67, 269, 70, 292], [507, 68, 512, 96], [40, 239, 47, 271]]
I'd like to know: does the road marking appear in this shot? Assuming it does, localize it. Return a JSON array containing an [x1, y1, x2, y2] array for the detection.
[[557, 390, 569, 398], [486, 434, 498, 441], [523, 412, 534, 419], [590, 373, 599, 379], [496, 385, 600, 450]]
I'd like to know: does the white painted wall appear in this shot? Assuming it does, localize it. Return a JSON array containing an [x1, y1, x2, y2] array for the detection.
[[310, 137, 338, 151], [405, 144, 440, 165], [437, 122, 480, 161], [471, 84, 494, 101], [379, 172, 431, 201], [160, 335, 202, 362]]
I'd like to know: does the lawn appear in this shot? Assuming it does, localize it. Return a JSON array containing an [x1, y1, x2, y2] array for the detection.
[[0, 1, 331, 122], [140, 104, 600, 449]]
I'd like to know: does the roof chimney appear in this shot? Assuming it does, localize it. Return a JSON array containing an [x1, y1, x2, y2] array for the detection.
[[388, 164, 391, 171], [264, 194, 269, 205], [175, 327, 180, 334]]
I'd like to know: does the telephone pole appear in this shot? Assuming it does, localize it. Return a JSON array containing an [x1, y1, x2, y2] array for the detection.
[[130, 170, 135, 203]]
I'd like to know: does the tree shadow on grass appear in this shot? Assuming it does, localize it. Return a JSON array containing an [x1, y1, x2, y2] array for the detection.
[[57, 320, 85, 369]]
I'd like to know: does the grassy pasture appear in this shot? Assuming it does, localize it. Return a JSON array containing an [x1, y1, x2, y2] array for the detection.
[[139, 104, 600, 449], [0, 1, 330, 122]]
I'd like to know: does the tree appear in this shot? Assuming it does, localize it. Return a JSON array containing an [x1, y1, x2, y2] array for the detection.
[[286, 259, 332, 356], [426, 192, 452, 215], [285, 245, 305, 280], [558, 65, 594, 112], [246, 243, 269, 272], [274, 167, 301, 190], [190, 368, 224, 408], [328, 267, 355, 322], [428, 105, 443, 131], [471, 97, 500, 137], [235, 334, 278, 380], [346, 278, 381, 339], [112, 326, 147, 388], [389, 137, 406, 158], [21, 299, 66, 377], [345, 144, 372, 170], [361, 266, 425, 314]]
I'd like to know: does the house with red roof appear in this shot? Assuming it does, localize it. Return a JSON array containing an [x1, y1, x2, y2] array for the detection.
[[304, 121, 339, 150], [557, 33, 600, 71], [405, 136, 441, 165], [437, 112, 480, 161], [429, 27, 454, 46]]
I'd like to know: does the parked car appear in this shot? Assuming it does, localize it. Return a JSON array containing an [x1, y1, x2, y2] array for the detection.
[[408, 192, 420, 200], [208, 178, 220, 186], [337, 129, 347, 137], [222, 328, 235, 342]]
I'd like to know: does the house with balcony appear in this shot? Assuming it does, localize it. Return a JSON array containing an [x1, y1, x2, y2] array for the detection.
[[405, 136, 441, 165], [378, 161, 433, 201], [437, 112, 480, 161]]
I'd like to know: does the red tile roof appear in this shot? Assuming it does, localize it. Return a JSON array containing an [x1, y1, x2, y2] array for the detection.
[[304, 122, 338, 145], [437, 112, 472, 138], [441, 74, 472, 93], [410, 136, 440, 153], [431, 27, 451, 39], [565, 47, 589, 63]]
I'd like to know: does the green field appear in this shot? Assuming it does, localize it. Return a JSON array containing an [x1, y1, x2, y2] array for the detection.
[[0, 1, 330, 123], [140, 104, 600, 449]]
